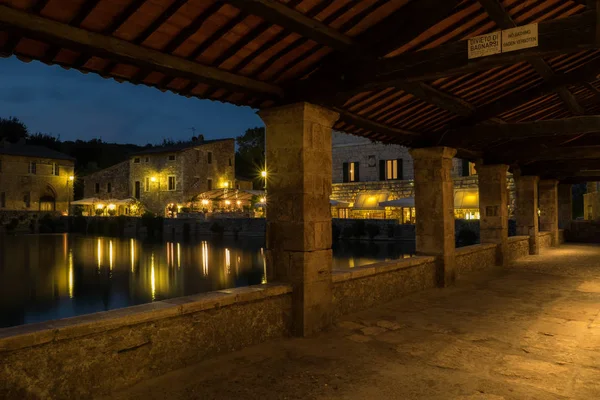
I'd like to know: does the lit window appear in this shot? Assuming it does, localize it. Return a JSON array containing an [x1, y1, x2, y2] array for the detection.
[[133, 157, 140, 163], [343, 162, 359, 183], [380, 159, 402, 181], [28, 162, 37, 175], [386, 160, 398, 180], [168, 176, 176, 191]]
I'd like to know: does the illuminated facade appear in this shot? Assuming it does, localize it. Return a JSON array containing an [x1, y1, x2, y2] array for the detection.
[[331, 132, 492, 222], [83, 139, 236, 215], [0, 143, 75, 213]]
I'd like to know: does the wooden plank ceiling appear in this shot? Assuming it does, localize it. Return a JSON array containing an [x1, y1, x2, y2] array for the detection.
[[1, 0, 600, 181]]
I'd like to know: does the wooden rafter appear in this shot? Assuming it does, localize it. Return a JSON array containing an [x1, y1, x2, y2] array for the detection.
[[361, 12, 596, 90], [445, 57, 600, 131], [477, 0, 584, 116], [0, 5, 283, 97], [223, 0, 353, 51], [446, 116, 600, 146]]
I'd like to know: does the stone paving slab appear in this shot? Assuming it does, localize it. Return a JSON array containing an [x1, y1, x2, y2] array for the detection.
[[109, 244, 600, 400]]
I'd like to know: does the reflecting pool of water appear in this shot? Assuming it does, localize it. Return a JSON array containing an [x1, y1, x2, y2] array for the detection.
[[0, 234, 413, 328]]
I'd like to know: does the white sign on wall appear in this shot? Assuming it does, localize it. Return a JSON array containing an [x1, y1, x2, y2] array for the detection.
[[467, 32, 501, 59], [502, 23, 538, 52]]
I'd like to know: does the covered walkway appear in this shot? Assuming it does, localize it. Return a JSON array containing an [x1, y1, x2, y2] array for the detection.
[[112, 244, 600, 400]]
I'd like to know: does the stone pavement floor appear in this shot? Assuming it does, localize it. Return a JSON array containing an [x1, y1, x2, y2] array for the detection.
[[109, 244, 600, 400]]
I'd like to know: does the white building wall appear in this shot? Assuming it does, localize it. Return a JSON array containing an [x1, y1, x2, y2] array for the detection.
[[332, 131, 464, 184]]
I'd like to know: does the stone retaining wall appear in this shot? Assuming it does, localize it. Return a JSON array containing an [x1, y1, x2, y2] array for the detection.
[[0, 285, 292, 399], [332, 257, 437, 318], [455, 243, 497, 279]]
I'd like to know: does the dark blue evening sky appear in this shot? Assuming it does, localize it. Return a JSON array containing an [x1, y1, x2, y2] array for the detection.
[[0, 57, 263, 145]]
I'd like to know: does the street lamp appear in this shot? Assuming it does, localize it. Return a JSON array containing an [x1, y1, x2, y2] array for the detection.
[[67, 175, 74, 215]]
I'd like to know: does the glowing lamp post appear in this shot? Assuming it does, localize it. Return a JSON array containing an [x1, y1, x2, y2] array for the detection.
[[67, 175, 74, 215]]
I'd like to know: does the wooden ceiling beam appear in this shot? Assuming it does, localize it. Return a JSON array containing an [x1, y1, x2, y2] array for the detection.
[[445, 57, 600, 131], [395, 82, 475, 117], [446, 116, 600, 146], [361, 11, 596, 89], [332, 107, 420, 140], [478, 0, 585, 116], [487, 145, 600, 164], [0, 5, 283, 97], [223, 0, 353, 51]]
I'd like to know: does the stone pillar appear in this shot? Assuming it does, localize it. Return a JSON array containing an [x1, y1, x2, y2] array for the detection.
[[539, 179, 559, 246], [409, 147, 456, 287], [515, 175, 539, 255], [258, 102, 339, 337], [558, 184, 572, 229], [477, 164, 509, 266]]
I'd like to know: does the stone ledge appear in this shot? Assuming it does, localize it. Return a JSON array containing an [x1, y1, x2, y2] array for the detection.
[[508, 235, 529, 243], [455, 243, 497, 256], [332, 256, 436, 283], [0, 284, 292, 352], [539, 231, 553, 237]]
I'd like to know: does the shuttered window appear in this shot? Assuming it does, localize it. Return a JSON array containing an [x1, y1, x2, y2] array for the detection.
[[342, 162, 359, 183]]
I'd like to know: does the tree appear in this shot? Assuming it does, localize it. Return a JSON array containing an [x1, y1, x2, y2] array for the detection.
[[28, 132, 61, 151], [236, 127, 265, 182], [0, 116, 28, 143]]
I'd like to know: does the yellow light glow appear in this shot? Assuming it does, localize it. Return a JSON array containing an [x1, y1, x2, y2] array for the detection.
[[223, 182, 229, 188], [109, 240, 113, 271], [260, 197, 266, 203], [177, 243, 181, 269], [236, 200, 241, 206], [97, 239, 102, 270], [130, 238, 135, 273], [68, 250, 74, 299], [225, 200, 231, 205], [108, 204, 116, 210], [202, 241, 209, 276], [150, 177, 157, 182], [201, 199, 209, 206], [131, 204, 137, 211], [261, 170, 267, 178], [68, 175, 74, 181], [225, 248, 231, 274], [261, 248, 267, 284], [151, 253, 156, 301], [96, 203, 104, 209]]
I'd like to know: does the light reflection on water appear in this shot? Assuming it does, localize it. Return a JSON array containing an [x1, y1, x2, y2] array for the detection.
[[0, 234, 413, 328]]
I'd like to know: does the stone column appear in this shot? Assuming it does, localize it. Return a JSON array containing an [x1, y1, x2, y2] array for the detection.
[[539, 179, 559, 246], [515, 175, 539, 255], [409, 147, 456, 287], [558, 183, 572, 229], [477, 164, 509, 266], [258, 102, 339, 337]]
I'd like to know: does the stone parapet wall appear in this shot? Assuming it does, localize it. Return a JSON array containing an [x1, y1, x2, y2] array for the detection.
[[507, 236, 530, 261], [332, 257, 437, 318], [332, 218, 415, 240], [539, 231, 553, 250], [0, 284, 292, 399], [455, 243, 497, 279]]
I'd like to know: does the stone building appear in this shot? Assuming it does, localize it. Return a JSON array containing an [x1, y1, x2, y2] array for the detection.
[[83, 139, 236, 215], [0, 143, 75, 213], [584, 182, 600, 220], [83, 161, 130, 200], [331, 131, 471, 183]]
